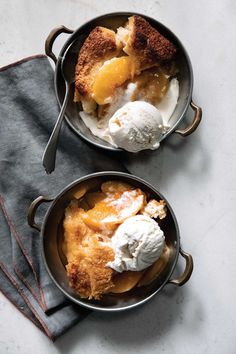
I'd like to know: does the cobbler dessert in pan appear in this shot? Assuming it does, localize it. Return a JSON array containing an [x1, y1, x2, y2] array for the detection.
[[62, 181, 170, 300], [74, 15, 179, 152]]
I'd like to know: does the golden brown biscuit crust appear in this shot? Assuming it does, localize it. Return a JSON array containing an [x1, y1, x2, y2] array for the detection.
[[63, 200, 115, 300], [124, 15, 176, 70], [66, 244, 115, 300]]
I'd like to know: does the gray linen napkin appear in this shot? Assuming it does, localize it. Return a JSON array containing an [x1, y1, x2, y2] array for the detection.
[[0, 55, 125, 340]]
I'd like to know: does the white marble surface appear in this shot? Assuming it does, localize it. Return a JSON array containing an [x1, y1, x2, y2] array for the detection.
[[1, 0, 236, 353]]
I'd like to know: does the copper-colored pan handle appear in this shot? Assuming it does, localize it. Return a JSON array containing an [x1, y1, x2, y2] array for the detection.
[[27, 196, 54, 231], [168, 248, 193, 286], [45, 25, 74, 64], [175, 100, 202, 136]]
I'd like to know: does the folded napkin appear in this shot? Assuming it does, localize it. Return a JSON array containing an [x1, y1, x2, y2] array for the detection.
[[0, 55, 125, 340]]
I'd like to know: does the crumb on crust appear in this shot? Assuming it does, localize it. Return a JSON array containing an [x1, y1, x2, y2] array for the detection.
[[141, 199, 167, 219]]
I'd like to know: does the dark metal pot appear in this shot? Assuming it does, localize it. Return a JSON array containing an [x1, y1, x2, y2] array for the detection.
[[28, 172, 193, 312], [45, 12, 202, 152]]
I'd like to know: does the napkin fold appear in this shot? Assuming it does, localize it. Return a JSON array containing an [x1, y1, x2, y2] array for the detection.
[[0, 55, 125, 340]]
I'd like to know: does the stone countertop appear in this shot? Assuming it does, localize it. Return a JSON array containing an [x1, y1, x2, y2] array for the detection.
[[0, 1, 236, 353]]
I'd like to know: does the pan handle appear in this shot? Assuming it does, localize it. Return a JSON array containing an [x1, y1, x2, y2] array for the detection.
[[168, 248, 193, 286], [45, 25, 74, 64], [27, 196, 54, 232], [175, 100, 202, 136]]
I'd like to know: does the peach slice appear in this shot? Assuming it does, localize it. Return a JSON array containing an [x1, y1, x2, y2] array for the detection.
[[73, 180, 100, 200], [92, 56, 136, 105], [80, 188, 145, 230], [73, 187, 87, 200], [80, 202, 118, 230], [85, 192, 107, 208], [111, 270, 144, 293], [137, 245, 171, 287]]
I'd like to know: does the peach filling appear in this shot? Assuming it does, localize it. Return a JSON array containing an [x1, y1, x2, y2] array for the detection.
[[92, 56, 137, 105]]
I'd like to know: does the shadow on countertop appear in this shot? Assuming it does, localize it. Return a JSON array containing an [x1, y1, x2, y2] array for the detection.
[[55, 277, 203, 353]]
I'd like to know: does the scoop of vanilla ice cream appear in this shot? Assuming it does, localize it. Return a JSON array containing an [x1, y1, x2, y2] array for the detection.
[[107, 215, 165, 272], [108, 101, 164, 152]]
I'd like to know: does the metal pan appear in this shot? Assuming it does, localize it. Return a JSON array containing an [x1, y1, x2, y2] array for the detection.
[[45, 12, 202, 152], [28, 171, 193, 312]]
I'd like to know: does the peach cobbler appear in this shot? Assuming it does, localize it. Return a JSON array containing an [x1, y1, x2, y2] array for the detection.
[[62, 181, 170, 300], [73, 15, 179, 152]]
